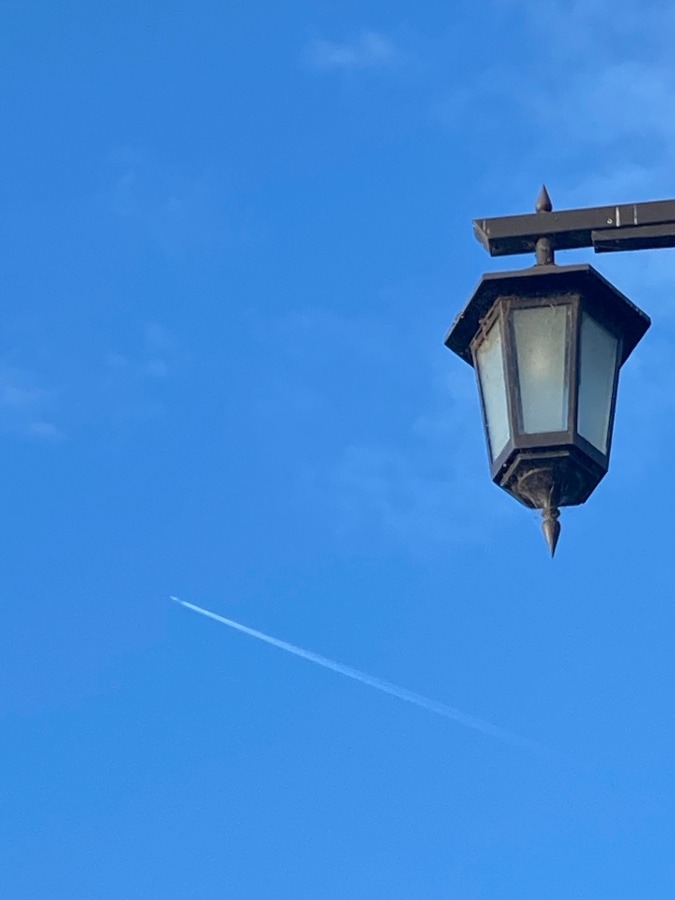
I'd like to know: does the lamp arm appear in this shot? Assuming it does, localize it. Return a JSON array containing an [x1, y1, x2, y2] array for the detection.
[[474, 189, 675, 259]]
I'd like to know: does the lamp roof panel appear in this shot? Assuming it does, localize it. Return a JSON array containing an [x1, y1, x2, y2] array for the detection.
[[445, 264, 650, 366]]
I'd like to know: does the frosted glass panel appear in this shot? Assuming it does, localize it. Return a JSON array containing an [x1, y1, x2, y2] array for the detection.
[[475, 320, 510, 460], [513, 305, 569, 433], [578, 313, 618, 453]]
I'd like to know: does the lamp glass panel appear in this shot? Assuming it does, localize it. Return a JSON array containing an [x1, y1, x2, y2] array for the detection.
[[475, 318, 510, 460], [577, 312, 619, 453], [513, 305, 569, 433]]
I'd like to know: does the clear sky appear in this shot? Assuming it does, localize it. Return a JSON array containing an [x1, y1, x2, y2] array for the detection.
[[2, 1, 675, 897]]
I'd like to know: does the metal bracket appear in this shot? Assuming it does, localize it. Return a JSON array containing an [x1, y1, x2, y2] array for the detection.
[[473, 189, 675, 258]]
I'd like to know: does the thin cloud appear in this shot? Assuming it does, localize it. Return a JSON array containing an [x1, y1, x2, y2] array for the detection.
[[304, 31, 402, 72], [144, 359, 169, 379], [0, 365, 62, 440], [331, 364, 516, 555], [26, 421, 63, 441], [105, 322, 174, 382], [437, 0, 675, 205], [99, 322, 177, 424], [254, 303, 518, 554], [110, 152, 228, 261], [173, 596, 543, 752]]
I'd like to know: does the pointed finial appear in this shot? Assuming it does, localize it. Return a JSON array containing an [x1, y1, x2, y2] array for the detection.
[[535, 185, 553, 213], [541, 506, 561, 557]]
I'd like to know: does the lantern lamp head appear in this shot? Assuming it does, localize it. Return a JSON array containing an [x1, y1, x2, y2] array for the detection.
[[445, 263, 650, 555]]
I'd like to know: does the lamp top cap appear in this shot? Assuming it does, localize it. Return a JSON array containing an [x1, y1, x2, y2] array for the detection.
[[445, 262, 650, 366]]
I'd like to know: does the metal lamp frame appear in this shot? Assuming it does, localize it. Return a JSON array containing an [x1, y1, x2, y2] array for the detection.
[[446, 259, 651, 555]]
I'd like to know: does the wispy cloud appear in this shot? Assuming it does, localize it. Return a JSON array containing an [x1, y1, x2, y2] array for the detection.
[[110, 151, 227, 260], [304, 31, 403, 72], [437, 0, 675, 205], [105, 322, 173, 380], [253, 300, 519, 555], [101, 322, 176, 422], [26, 421, 62, 440], [0, 363, 62, 440], [331, 366, 516, 555], [174, 596, 542, 751]]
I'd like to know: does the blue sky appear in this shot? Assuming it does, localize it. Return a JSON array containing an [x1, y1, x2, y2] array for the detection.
[[2, 1, 675, 897]]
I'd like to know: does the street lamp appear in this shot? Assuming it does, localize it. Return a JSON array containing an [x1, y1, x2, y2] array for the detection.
[[445, 187, 675, 555]]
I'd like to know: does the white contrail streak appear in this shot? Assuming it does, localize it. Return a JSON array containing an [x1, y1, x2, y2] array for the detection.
[[170, 596, 541, 751]]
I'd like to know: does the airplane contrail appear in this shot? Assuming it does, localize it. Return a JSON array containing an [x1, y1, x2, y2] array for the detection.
[[170, 596, 542, 752]]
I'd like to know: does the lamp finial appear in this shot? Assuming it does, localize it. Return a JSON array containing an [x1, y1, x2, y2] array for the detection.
[[541, 506, 561, 557], [536, 185, 553, 213]]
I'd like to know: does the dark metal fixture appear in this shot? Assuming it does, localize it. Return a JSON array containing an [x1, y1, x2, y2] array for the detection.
[[445, 187, 667, 556], [473, 190, 675, 257]]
